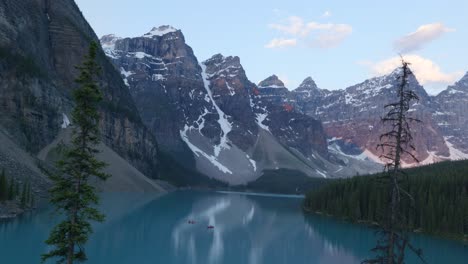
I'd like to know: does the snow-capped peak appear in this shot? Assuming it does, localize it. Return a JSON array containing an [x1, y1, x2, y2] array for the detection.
[[100, 34, 121, 48], [100, 34, 120, 43], [100, 34, 122, 59], [258, 75, 285, 89], [454, 71, 468, 88], [204, 53, 241, 66], [143, 25, 178, 38], [296, 77, 318, 90]]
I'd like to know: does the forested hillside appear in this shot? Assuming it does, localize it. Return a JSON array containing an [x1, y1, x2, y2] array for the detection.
[[304, 160, 468, 240]]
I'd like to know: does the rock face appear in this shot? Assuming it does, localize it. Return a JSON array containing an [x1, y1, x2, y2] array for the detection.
[[202, 54, 258, 152], [256, 75, 290, 105], [102, 27, 379, 184], [433, 72, 468, 157], [254, 76, 328, 158], [102, 26, 213, 156], [0, 0, 159, 187], [291, 69, 467, 166]]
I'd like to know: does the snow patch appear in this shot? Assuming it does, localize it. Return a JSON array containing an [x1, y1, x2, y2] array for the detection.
[[131, 51, 154, 59], [328, 142, 369, 161], [200, 63, 233, 157], [143, 25, 178, 38], [246, 155, 257, 171], [225, 81, 236, 96], [101, 35, 122, 59], [180, 125, 233, 174], [152, 74, 165, 81], [120, 67, 134, 87], [61, 113, 71, 129], [120, 67, 134, 78], [255, 113, 270, 131], [258, 84, 284, 89], [195, 108, 210, 132], [315, 170, 327, 178]]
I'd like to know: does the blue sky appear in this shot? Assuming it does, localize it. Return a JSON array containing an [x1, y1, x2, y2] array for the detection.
[[75, 0, 467, 94]]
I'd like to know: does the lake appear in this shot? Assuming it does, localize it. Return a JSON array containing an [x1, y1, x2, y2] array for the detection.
[[1, 190, 467, 263]]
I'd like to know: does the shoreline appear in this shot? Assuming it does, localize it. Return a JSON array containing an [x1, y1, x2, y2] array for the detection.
[[0, 200, 35, 220], [302, 205, 468, 245]]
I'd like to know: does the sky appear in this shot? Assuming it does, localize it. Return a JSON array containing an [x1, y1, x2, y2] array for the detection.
[[75, 0, 468, 95]]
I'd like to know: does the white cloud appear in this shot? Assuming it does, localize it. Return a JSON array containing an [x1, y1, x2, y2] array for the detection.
[[264, 38, 297, 48], [363, 55, 463, 94], [269, 16, 308, 36], [394, 23, 455, 52], [321, 11, 332, 18], [356, 60, 373, 66], [310, 24, 352, 48], [267, 16, 352, 49]]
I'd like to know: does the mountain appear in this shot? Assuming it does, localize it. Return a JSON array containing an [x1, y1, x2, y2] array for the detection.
[[101, 26, 381, 184], [433, 72, 468, 158], [0, 0, 165, 193], [291, 69, 459, 166]]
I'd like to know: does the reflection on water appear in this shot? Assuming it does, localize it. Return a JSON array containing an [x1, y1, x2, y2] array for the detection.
[[171, 192, 372, 264], [1, 191, 467, 264]]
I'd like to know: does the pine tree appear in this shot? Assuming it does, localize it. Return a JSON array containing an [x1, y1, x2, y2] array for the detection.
[[14, 181, 19, 199], [42, 42, 109, 264], [7, 177, 15, 200], [31, 194, 35, 208], [24, 181, 30, 206], [20, 181, 27, 208], [26, 182, 32, 206], [364, 57, 425, 264], [0, 169, 6, 201], [305, 160, 468, 238]]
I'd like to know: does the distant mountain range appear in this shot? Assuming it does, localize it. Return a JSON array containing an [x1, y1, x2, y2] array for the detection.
[[100, 25, 468, 184], [0, 0, 465, 191]]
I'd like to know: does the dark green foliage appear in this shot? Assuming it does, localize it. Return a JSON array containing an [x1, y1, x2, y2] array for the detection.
[[20, 181, 30, 209], [42, 42, 109, 264], [0, 168, 31, 205], [0, 169, 7, 201], [236, 169, 329, 194], [31, 194, 35, 208], [15, 181, 19, 199], [304, 160, 468, 240], [7, 177, 15, 200]]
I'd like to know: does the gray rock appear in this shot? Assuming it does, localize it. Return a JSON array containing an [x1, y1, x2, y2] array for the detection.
[[0, 0, 159, 190]]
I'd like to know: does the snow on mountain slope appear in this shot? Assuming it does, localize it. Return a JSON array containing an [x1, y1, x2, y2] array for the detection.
[[292, 68, 451, 167], [143, 25, 178, 38], [99, 26, 397, 185], [200, 62, 232, 156]]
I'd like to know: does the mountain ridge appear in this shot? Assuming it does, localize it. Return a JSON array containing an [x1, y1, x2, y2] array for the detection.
[[101, 27, 382, 184]]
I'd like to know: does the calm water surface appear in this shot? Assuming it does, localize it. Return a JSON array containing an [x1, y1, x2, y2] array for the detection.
[[1, 191, 467, 264]]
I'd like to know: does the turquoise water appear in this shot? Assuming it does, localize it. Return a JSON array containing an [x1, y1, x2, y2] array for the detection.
[[1, 190, 467, 264]]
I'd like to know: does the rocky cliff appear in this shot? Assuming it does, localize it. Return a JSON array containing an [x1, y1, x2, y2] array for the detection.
[[291, 69, 467, 166], [102, 27, 379, 184], [0, 0, 161, 191], [433, 72, 468, 158]]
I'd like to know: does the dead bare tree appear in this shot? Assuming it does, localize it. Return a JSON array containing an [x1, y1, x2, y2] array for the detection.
[[363, 57, 425, 264]]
